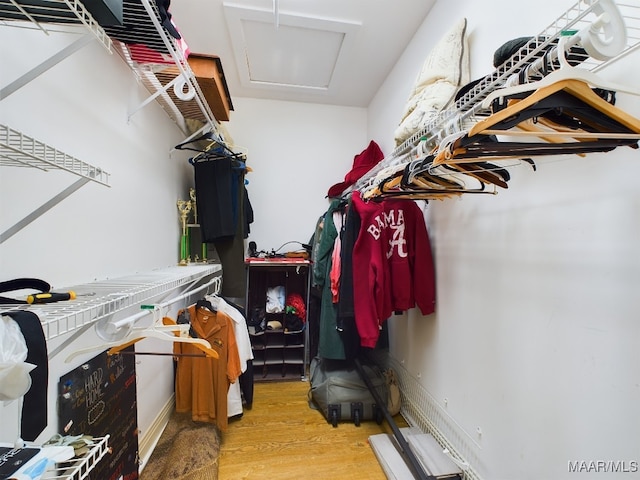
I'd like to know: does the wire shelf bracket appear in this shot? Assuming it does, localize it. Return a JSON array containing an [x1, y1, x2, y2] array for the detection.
[[0, 0, 113, 99], [0, 124, 111, 244]]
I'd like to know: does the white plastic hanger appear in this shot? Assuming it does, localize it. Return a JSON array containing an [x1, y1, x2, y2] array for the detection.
[[65, 305, 218, 362]]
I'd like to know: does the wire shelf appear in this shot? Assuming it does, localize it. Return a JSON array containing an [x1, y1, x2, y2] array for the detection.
[[41, 435, 110, 480], [0, 0, 112, 52], [0, 264, 222, 341], [352, 0, 640, 193], [0, 124, 111, 186], [109, 0, 221, 135]]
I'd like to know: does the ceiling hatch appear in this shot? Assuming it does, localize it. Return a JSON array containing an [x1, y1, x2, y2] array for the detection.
[[223, 3, 360, 95]]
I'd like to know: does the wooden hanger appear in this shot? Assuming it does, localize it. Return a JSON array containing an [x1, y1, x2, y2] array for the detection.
[[481, 64, 640, 112], [469, 78, 640, 138], [372, 163, 495, 200], [432, 79, 640, 167], [443, 162, 510, 190]]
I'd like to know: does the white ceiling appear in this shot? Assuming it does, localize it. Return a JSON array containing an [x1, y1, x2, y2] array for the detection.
[[169, 0, 436, 108]]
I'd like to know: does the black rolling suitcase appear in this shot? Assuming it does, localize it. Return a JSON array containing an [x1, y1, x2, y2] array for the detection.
[[309, 356, 388, 427]]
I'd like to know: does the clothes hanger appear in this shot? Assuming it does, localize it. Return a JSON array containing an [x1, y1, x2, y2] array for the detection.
[[204, 292, 221, 312], [503, 117, 592, 150], [106, 316, 219, 358], [66, 322, 219, 361], [177, 307, 199, 339], [435, 138, 632, 165], [372, 162, 495, 200], [462, 33, 640, 142], [401, 157, 470, 191], [360, 149, 506, 200], [468, 76, 640, 139], [358, 161, 408, 200], [440, 162, 511, 190], [178, 130, 247, 170], [373, 186, 494, 200], [175, 131, 230, 153], [195, 297, 216, 312], [481, 38, 640, 110], [430, 31, 640, 167], [65, 307, 219, 362], [432, 85, 640, 166]]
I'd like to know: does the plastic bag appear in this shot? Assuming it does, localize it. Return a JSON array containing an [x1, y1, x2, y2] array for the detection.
[[0, 316, 36, 402], [265, 286, 285, 313]]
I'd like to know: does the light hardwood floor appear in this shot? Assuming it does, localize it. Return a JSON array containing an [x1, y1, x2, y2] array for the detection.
[[219, 379, 406, 479]]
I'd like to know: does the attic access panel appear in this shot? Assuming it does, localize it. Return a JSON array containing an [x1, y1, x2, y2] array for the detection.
[[224, 3, 360, 95]]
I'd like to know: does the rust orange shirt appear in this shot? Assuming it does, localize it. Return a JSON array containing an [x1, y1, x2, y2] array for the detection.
[[172, 305, 241, 431]]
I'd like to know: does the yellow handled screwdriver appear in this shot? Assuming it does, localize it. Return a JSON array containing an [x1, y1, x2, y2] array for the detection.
[[26, 291, 77, 304]]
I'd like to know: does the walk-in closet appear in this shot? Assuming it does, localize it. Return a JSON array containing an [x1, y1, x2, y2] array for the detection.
[[1, 1, 639, 479]]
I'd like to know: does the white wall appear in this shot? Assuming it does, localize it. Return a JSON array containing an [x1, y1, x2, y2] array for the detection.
[[0, 25, 193, 446], [224, 97, 368, 253], [0, 28, 194, 285], [368, 1, 640, 479]]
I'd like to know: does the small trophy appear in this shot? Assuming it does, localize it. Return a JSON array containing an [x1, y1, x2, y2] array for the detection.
[[189, 187, 198, 225], [177, 200, 192, 265], [189, 187, 208, 263]]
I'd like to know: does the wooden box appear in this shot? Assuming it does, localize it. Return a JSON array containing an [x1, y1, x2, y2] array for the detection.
[[187, 54, 234, 122]]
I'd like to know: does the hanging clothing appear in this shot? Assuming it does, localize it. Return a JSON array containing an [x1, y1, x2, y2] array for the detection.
[[329, 210, 344, 303], [220, 296, 255, 409], [213, 164, 252, 298], [173, 304, 241, 432], [1, 311, 48, 441], [313, 199, 347, 360], [336, 200, 364, 360], [194, 157, 236, 242], [212, 296, 254, 418], [351, 191, 436, 348], [337, 199, 359, 320]]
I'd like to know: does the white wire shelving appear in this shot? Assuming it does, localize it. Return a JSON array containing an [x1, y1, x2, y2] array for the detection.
[[0, 0, 228, 176], [0, 124, 111, 186], [0, 0, 112, 52], [41, 435, 110, 480], [351, 0, 640, 194], [0, 0, 232, 242], [0, 266, 219, 480], [105, 0, 223, 138], [0, 264, 222, 342]]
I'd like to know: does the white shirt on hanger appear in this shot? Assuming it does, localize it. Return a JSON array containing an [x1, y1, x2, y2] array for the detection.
[[208, 296, 254, 417]]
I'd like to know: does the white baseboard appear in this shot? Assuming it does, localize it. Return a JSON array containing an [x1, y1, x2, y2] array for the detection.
[[138, 394, 175, 472]]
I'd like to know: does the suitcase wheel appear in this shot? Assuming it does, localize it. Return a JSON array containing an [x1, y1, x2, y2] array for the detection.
[[374, 404, 384, 425], [328, 405, 340, 428], [351, 402, 363, 427]]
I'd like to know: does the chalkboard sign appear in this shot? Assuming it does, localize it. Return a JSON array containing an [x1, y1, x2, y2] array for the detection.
[[58, 346, 138, 480]]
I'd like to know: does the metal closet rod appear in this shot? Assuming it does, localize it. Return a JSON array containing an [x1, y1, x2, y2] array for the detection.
[[106, 274, 222, 332]]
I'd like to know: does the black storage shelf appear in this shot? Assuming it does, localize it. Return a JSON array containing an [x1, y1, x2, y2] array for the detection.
[[245, 259, 310, 381]]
